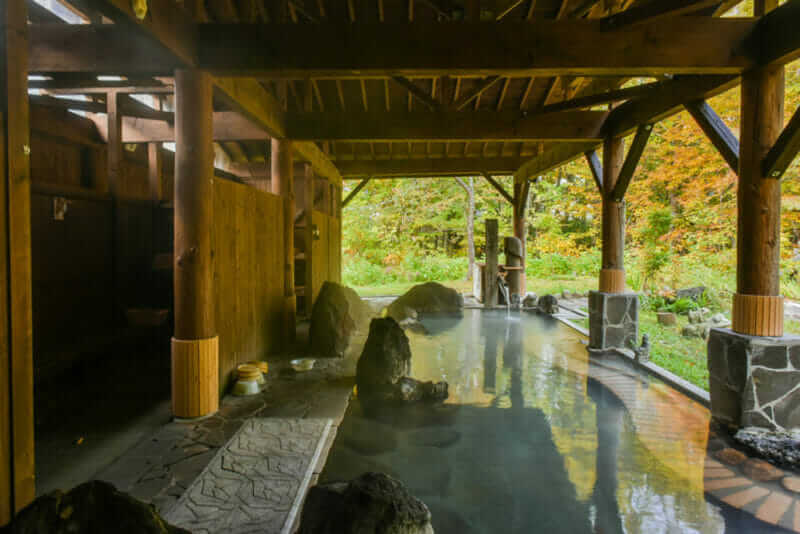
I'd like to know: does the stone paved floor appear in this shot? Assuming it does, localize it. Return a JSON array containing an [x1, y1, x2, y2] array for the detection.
[[94, 358, 354, 518], [589, 352, 800, 533]]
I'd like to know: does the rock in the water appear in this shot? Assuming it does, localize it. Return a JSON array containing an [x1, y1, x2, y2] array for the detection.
[[386, 282, 463, 322], [9, 480, 189, 534], [741, 458, 784, 481], [677, 286, 706, 301], [408, 428, 461, 448], [657, 312, 677, 326], [714, 447, 748, 466], [310, 281, 372, 358], [522, 293, 538, 308], [297, 472, 434, 534], [537, 294, 558, 314], [356, 318, 448, 403], [734, 427, 800, 470]]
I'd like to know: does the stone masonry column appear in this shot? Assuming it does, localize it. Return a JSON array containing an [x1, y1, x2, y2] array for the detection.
[[707, 0, 800, 432], [589, 137, 639, 352], [172, 69, 219, 419]]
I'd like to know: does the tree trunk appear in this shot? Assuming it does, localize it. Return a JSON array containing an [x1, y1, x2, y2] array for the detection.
[[456, 177, 476, 280]]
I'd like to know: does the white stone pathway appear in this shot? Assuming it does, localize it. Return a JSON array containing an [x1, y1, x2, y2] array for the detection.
[[164, 418, 332, 534]]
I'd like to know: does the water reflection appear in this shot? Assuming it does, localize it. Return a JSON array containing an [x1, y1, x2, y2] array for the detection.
[[321, 309, 781, 533]]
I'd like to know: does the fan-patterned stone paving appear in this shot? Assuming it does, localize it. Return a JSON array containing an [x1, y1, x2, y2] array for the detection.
[[164, 418, 332, 534], [588, 354, 800, 532]]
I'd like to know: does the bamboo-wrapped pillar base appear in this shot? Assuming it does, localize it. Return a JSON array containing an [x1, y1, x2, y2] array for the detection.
[[599, 268, 625, 293], [732, 293, 784, 337], [172, 336, 219, 419]]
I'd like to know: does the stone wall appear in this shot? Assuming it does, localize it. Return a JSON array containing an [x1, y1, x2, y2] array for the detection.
[[588, 291, 639, 352], [708, 328, 800, 431]]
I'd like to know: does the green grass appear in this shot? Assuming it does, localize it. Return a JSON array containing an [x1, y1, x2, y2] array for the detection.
[[639, 312, 709, 390]]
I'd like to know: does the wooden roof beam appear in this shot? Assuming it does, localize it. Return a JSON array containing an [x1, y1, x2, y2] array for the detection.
[[336, 156, 531, 178], [584, 150, 602, 192], [763, 103, 800, 179], [342, 178, 371, 207], [194, 18, 755, 77], [283, 110, 607, 141], [611, 123, 653, 201], [482, 173, 514, 205]]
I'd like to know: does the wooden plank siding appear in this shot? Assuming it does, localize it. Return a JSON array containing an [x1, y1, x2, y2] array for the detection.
[[212, 178, 287, 393]]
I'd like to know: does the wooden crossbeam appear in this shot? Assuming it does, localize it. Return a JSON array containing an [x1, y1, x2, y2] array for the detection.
[[391, 77, 439, 110], [482, 174, 514, 205], [342, 178, 371, 207], [195, 19, 755, 77], [602, 0, 722, 30], [611, 123, 653, 201], [603, 75, 738, 138], [763, 104, 800, 179], [284, 110, 607, 141], [515, 141, 598, 182], [335, 156, 529, 177], [584, 150, 603, 192], [534, 79, 665, 114], [685, 99, 740, 173], [759, 0, 800, 67]]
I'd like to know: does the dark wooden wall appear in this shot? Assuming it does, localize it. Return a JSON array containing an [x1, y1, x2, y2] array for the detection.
[[212, 178, 287, 392], [29, 105, 174, 382]]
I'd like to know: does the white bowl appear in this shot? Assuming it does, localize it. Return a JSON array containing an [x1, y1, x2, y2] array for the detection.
[[232, 379, 260, 396], [290, 358, 315, 372]]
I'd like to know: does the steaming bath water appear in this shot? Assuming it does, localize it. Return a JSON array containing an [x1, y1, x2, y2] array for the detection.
[[320, 310, 789, 533]]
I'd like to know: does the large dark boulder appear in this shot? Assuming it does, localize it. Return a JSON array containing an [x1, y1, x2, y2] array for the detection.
[[310, 281, 372, 358], [8, 480, 189, 534], [297, 472, 434, 534], [356, 318, 448, 403], [537, 294, 559, 314], [386, 282, 463, 322]]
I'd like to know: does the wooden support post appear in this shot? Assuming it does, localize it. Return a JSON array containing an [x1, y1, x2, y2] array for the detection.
[[600, 137, 626, 293], [485, 218, 499, 306], [172, 69, 219, 418], [512, 181, 530, 296], [733, 0, 784, 337], [301, 163, 314, 313], [271, 138, 296, 345], [148, 142, 163, 203], [0, 0, 35, 524]]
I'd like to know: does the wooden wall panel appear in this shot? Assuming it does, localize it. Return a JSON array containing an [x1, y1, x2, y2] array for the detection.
[[212, 178, 285, 393], [309, 210, 342, 306]]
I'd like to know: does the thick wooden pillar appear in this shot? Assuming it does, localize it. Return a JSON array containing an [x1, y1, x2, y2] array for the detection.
[[172, 69, 218, 418], [485, 218, 499, 306], [271, 139, 296, 344], [600, 137, 626, 293], [733, 0, 784, 337], [512, 181, 528, 295], [0, 0, 35, 523]]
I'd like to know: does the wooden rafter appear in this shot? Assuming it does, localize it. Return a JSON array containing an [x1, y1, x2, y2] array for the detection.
[[482, 174, 515, 205], [453, 76, 501, 110], [763, 104, 800, 179], [611, 123, 652, 201], [391, 76, 439, 110], [684, 99, 740, 173], [602, 0, 722, 30]]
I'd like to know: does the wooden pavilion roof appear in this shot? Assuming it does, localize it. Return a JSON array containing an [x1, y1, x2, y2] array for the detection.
[[22, 0, 800, 183]]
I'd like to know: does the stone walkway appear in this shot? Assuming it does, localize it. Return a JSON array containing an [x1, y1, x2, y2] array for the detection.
[[94, 358, 354, 527], [164, 418, 333, 534]]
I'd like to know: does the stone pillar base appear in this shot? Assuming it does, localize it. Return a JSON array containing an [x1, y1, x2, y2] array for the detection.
[[172, 336, 219, 418], [588, 291, 639, 351], [708, 328, 800, 431]]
